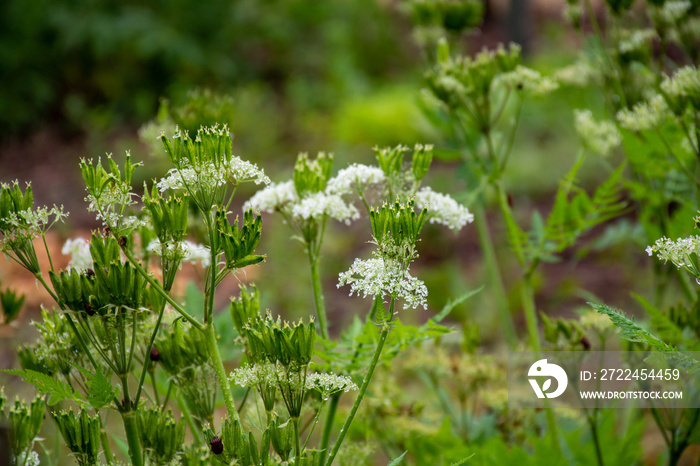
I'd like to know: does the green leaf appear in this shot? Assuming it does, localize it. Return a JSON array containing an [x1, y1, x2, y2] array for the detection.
[[1, 369, 83, 406], [452, 454, 476, 465], [630, 293, 685, 346], [388, 451, 407, 465], [72, 365, 120, 410], [431, 286, 483, 323], [590, 302, 700, 373]]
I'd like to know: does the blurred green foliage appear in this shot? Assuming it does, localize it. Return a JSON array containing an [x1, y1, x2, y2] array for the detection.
[[0, 0, 414, 137]]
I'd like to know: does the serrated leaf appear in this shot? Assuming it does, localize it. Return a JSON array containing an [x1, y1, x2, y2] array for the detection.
[[1, 369, 83, 406], [590, 302, 700, 373]]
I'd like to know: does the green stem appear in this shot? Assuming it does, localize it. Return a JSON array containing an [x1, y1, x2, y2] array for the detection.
[[472, 203, 516, 348], [120, 246, 202, 331], [521, 272, 541, 352], [293, 417, 301, 460], [203, 323, 240, 422], [177, 391, 203, 446], [120, 410, 143, 466], [318, 393, 340, 466], [325, 316, 392, 466], [134, 299, 167, 406], [587, 413, 605, 466], [309, 254, 330, 339]]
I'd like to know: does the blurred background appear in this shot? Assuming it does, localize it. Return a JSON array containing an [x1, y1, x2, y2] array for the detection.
[[0, 0, 640, 384]]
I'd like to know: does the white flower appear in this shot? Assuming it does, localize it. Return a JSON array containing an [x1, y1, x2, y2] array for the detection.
[[292, 192, 360, 225], [415, 187, 473, 231], [338, 257, 428, 310], [658, 0, 691, 23], [661, 66, 700, 98], [147, 239, 211, 267], [326, 164, 386, 195], [305, 372, 358, 396], [62, 237, 92, 271], [496, 65, 559, 96], [157, 157, 270, 194], [555, 60, 599, 87], [243, 181, 299, 214], [618, 29, 656, 54], [646, 235, 700, 273], [574, 109, 621, 156], [617, 94, 670, 131], [230, 362, 278, 389]]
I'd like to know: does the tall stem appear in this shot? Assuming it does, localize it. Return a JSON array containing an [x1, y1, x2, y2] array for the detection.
[[520, 273, 541, 352], [120, 410, 143, 466], [309, 254, 330, 339], [318, 395, 339, 466], [472, 203, 516, 348], [203, 323, 240, 422], [325, 314, 392, 466]]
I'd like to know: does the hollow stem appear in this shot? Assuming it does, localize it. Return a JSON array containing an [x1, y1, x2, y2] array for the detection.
[[203, 323, 240, 422], [119, 398, 143, 466]]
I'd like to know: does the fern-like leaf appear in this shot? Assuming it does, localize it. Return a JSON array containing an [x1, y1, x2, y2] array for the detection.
[[590, 302, 700, 374]]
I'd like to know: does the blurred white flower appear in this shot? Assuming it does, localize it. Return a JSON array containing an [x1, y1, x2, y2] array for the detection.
[[62, 237, 92, 271], [415, 187, 473, 231]]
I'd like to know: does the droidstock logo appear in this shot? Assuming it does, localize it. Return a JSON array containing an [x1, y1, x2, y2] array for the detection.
[[528, 359, 568, 399]]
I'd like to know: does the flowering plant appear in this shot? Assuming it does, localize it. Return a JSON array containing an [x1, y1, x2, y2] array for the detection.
[[0, 123, 471, 465]]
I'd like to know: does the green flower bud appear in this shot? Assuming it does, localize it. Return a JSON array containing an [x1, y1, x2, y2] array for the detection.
[[137, 408, 185, 464], [53, 409, 101, 466], [293, 152, 334, 195], [0, 287, 24, 325], [411, 144, 434, 182], [230, 285, 261, 335], [216, 210, 265, 270], [9, 396, 44, 460], [269, 416, 294, 462]]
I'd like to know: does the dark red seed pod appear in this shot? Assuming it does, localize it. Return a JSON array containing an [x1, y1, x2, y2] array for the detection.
[[210, 436, 224, 455], [84, 303, 95, 316], [86, 268, 95, 277], [507, 193, 514, 208], [149, 347, 160, 362], [580, 336, 591, 351]]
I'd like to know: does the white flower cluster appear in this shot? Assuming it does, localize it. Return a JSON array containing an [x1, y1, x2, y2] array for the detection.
[[85, 178, 141, 229], [147, 239, 211, 267], [245, 180, 359, 225], [62, 237, 92, 271], [338, 257, 428, 310], [574, 109, 621, 156], [305, 372, 358, 397], [243, 180, 299, 213], [657, 0, 691, 23], [496, 65, 559, 96], [157, 157, 270, 193], [554, 60, 599, 87], [617, 94, 671, 131], [291, 192, 360, 225], [415, 187, 474, 231], [230, 362, 278, 389], [230, 363, 358, 397], [8, 205, 68, 235], [618, 29, 656, 54], [326, 164, 385, 195], [646, 235, 700, 272], [660, 66, 700, 99]]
